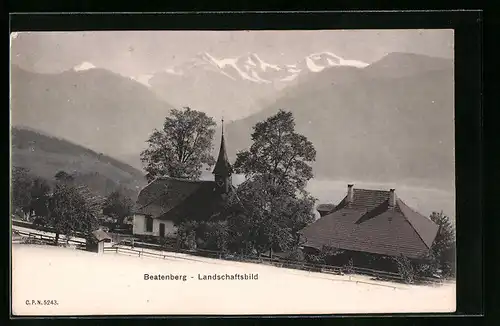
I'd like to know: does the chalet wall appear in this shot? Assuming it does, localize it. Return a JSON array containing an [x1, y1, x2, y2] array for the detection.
[[133, 214, 177, 237], [153, 219, 177, 237], [133, 214, 146, 234]]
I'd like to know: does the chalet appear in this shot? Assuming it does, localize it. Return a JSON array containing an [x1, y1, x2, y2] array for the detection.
[[298, 184, 439, 270], [132, 124, 234, 238]]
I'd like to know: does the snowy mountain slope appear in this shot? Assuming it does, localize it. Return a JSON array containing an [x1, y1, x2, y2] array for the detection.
[[222, 53, 455, 189], [73, 61, 97, 71], [147, 51, 369, 121]]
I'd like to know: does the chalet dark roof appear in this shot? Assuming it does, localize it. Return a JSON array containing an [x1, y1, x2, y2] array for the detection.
[[212, 128, 233, 176], [299, 188, 439, 259], [133, 176, 234, 222]]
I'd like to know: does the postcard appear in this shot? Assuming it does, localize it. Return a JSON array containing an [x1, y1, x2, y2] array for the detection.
[[10, 28, 456, 316]]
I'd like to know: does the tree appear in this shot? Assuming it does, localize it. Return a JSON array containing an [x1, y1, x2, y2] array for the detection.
[[46, 184, 101, 245], [11, 166, 33, 219], [429, 211, 456, 277], [141, 107, 217, 180], [234, 110, 316, 190], [227, 110, 317, 257], [102, 190, 134, 225], [54, 170, 74, 184], [29, 177, 51, 218]]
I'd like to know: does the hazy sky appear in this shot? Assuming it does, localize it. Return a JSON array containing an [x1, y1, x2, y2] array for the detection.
[[10, 29, 454, 77]]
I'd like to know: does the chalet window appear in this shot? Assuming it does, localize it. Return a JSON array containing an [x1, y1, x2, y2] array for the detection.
[[145, 216, 153, 232]]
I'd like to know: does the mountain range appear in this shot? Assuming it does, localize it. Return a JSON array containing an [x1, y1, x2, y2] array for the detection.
[[10, 64, 174, 166], [10, 51, 454, 191], [223, 52, 455, 190], [146, 52, 367, 121], [66, 51, 368, 122], [147, 51, 368, 86], [11, 127, 147, 199]]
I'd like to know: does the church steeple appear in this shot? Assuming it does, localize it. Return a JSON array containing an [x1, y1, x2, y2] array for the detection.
[[213, 118, 233, 193]]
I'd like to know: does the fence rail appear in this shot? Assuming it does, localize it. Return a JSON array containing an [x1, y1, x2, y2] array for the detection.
[[12, 219, 88, 238], [103, 246, 185, 260], [13, 229, 86, 246], [12, 219, 131, 240]]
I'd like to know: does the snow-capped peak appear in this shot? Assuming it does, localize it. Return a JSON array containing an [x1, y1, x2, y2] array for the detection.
[[130, 74, 153, 87], [305, 52, 369, 71], [193, 52, 271, 83], [73, 62, 96, 71], [246, 56, 257, 67], [153, 50, 369, 87], [204, 52, 238, 69], [246, 53, 281, 72], [309, 51, 344, 62], [164, 67, 183, 76], [339, 59, 369, 68], [305, 56, 326, 72]]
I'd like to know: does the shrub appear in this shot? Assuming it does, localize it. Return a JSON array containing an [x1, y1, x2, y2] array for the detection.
[[415, 251, 440, 278], [394, 254, 416, 284], [342, 258, 355, 274], [184, 231, 197, 250], [303, 246, 343, 265], [285, 247, 305, 262], [158, 236, 172, 248], [176, 221, 199, 250], [33, 216, 48, 227], [196, 237, 205, 248], [200, 221, 230, 252]]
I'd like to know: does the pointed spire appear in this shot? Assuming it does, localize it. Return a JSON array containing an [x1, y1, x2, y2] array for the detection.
[[213, 118, 232, 176]]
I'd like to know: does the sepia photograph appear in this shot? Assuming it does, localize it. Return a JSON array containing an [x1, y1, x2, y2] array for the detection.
[[10, 28, 456, 315]]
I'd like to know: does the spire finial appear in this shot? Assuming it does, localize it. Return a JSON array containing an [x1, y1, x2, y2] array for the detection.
[[213, 114, 232, 178]]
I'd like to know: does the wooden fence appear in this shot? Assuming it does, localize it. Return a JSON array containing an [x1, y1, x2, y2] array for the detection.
[[12, 220, 129, 246], [12, 229, 86, 246], [12, 219, 87, 238]]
